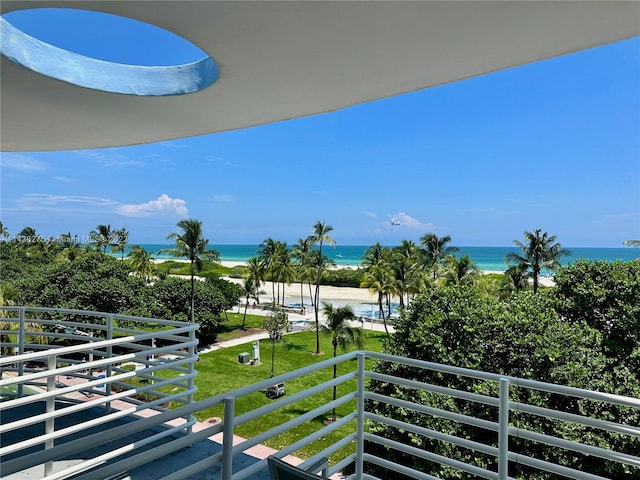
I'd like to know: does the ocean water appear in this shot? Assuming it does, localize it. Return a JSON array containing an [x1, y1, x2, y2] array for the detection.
[[128, 244, 639, 272]]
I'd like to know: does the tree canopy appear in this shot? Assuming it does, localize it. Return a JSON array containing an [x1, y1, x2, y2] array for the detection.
[[367, 280, 639, 479]]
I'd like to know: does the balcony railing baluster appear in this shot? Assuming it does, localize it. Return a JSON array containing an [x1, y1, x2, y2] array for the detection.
[[1, 306, 638, 480]]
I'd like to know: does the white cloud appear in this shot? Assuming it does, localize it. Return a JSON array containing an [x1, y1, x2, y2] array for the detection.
[[0, 153, 47, 171], [117, 194, 189, 218], [53, 176, 72, 182], [213, 194, 235, 203], [364, 211, 377, 218], [74, 151, 145, 167], [388, 212, 436, 230], [603, 212, 640, 221], [14, 194, 117, 211]]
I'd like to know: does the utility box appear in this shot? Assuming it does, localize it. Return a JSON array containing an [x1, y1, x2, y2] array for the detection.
[[238, 352, 250, 364], [252, 341, 260, 365]]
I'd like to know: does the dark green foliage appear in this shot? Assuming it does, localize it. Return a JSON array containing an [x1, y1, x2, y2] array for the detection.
[[367, 284, 639, 479], [17, 250, 143, 313], [154, 260, 233, 277], [0, 241, 51, 301], [122, 276, 240, 344], [554, 259, 640, 368], [320, 268, 364, 287], [1, 242, 243, 344], [205, 275, 243, 311]]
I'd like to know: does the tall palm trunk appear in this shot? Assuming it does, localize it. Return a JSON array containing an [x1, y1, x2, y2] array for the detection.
[[532, 263, 541, 294], [242, 296, 249, 329], [308, 282, 315, 308], [378, 292, 389, 336], [314, 242, 324, 354]]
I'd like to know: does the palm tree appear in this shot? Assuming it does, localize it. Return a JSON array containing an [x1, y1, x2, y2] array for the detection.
[[392, 240, 420, 308], [499, 263, 529, 298], [321, 302, 365, 421], [111, 228, 129, 260], [505, 228, 570, 294], [129, 245, 155, 282], [362, 242, 389, 269], [275, 246, 296, 306], [240, 276, 257, 329], [292, 237, 314, 310], [362, 244, 397, 318], [360, 266, 394, 337], [624, 240, 640, 247], [56, 243, 85, 263], [25, 236, 54, 259], [90, 224, 115, 253], [163, 219, 220, 323], [440, 254, 479, 286], [309, 221, 335, 355], [57, 232, 76, 249], [15, 226, 37, 248], [246, 257, 266, 304], [0, 222, 9, 240], [419, 233, 458, 280], [259, 238, 281, 305]]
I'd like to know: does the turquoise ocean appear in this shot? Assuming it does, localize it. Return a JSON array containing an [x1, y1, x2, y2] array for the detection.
[[128, 244, 638, 272]]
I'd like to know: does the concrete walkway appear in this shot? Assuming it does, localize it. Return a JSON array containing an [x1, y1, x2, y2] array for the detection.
[[202, 305, 393, 354]]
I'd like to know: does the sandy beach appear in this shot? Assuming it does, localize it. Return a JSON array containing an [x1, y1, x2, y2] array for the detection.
[[155, 259, 554, 309], [219, 261, 556, 309]]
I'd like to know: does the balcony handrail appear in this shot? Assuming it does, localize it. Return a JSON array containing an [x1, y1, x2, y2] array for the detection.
[[0, 305, 193, 327], [365, 350, 640, 408], [2, 308, 638, 480]]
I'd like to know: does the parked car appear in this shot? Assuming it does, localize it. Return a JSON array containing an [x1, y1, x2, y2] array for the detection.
[[266, 383, 286, 399]]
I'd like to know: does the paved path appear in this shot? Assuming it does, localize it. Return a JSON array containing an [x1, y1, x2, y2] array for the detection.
[[202, 306, 392, 354]]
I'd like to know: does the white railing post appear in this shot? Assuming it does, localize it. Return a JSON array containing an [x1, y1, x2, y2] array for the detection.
[[17, 307, 25, 397], [44, 354, 57, 476], [221, 396, 235, 480], [105, 314, 113, 413], [498, 377, 510, 480], [356, 352, 366, 479], [87, 332, 94, 398], [186, 327, 197, 435]]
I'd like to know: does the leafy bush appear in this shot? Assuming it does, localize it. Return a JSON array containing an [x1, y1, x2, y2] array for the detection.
[[320, 268, 364, 287], [1, 243, 243, 345], [367, 283, 639, 479], [153, 260, 233, 277], [554, 259, 640, 370]]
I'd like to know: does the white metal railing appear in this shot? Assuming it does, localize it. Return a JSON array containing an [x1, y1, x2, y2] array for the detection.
[[0, 306, 199, 478], [2, 307, 639, 480]]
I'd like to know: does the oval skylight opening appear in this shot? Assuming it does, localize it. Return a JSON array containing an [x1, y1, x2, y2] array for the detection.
[[0, 8, 218, 95]]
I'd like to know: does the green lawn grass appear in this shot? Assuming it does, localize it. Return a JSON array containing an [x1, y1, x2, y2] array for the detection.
[[216, 312, 267, 342], [0, 383, 39, 399], [194, 329, 387, 462]]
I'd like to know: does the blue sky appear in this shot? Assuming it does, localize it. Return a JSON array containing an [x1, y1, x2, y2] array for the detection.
[[1, 9, 639, 247]]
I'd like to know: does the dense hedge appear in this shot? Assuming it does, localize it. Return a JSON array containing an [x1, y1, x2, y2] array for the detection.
[[1, 243, 242, 344], [366, 262, 640, 479]]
